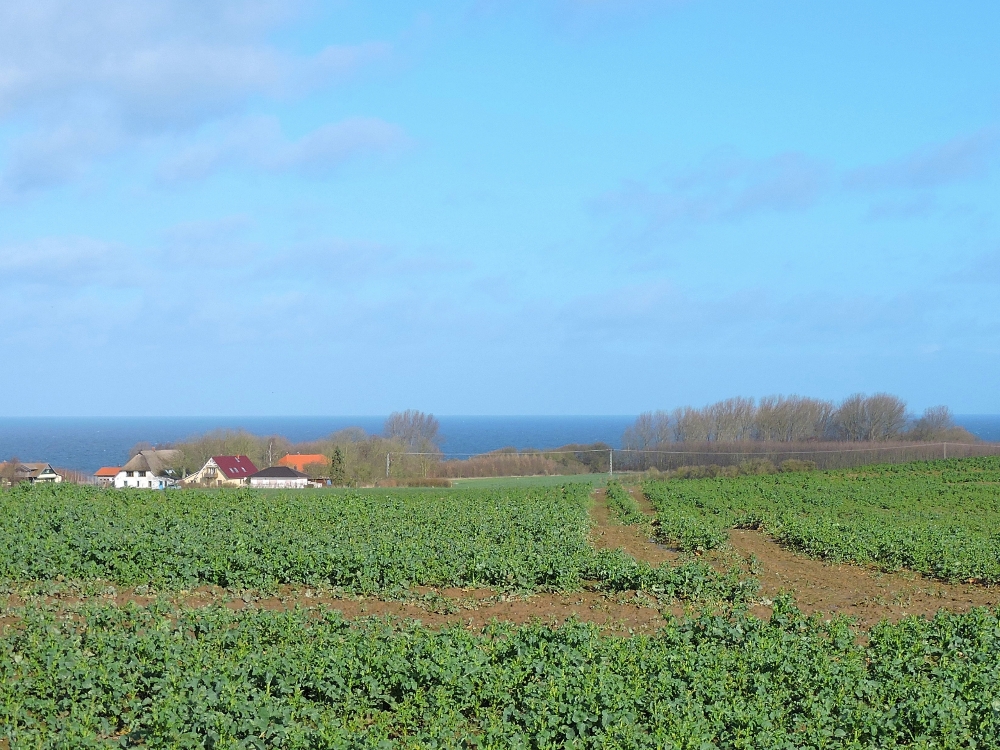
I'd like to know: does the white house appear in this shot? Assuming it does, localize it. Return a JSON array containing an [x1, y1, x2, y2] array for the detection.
[[248, 465, 309, 489], [114, 449, 181, 490]]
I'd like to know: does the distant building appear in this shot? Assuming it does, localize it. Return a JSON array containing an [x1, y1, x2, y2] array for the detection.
[[94, 467, 121, 487], [21, 463, 63, 483], [278, 454, 328, 473], [248, 465, 309, 489], [184, 455, 259, 487], [114, 450, 181, 490]]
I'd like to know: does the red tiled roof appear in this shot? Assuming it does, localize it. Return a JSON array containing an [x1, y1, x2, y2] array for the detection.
[[278, 454, 327, 471], [212, 455, 259, 478], [94, 466, 121, 477]]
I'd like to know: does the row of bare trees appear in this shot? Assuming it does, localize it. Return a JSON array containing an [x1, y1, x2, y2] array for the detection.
[[623, 394, 976, 450]]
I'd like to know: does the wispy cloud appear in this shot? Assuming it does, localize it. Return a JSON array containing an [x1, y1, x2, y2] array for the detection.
[[0, 123, 121, 194], [470, 0, 695, 28], [0, 0, 394, 195], [845, 128, 1000, 191], [0, 236, 137, 287], [0, 0, 389, 126], [156, 116, 409, 183], [864, 194, 936, 221], [595, 151, 829, 229]]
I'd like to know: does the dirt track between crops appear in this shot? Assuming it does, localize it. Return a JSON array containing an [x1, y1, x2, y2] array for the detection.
[[3, 487, 997, 633], [614, 485, 1000, 628], [729, 529, 1000, 627]]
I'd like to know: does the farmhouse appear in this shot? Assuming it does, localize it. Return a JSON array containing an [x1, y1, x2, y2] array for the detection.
[[184, 455, 259, 487], [248, 465, 309, 489], [20, 463, 63, 483], [93, 467, 120, 487], [278, 453, 328, 472], [114, 450, 181, 490], [0, 461, 61, 486]]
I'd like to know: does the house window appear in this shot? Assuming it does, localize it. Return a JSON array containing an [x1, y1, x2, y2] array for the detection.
[[126, 471, 134, 477], [140, 471, 147, 477]]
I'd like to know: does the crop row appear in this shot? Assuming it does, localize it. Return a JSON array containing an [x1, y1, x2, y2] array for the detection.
[[0, 483, 754, 602], [603, 480, 648, 526], [1, 599, 998, 748], [643, 456, 1000, 582]]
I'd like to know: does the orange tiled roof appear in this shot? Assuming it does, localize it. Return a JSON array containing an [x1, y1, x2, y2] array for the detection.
[[278, 454, 327, 471], [94, 466, 121, 477]]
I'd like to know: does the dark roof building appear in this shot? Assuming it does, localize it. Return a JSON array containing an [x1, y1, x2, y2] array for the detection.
[[213, 455, 258, 479], [250, 466, 308, 479], [248, 465, 309, 489]]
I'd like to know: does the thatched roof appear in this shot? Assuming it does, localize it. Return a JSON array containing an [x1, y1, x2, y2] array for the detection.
[[122, 450, 181, 477]]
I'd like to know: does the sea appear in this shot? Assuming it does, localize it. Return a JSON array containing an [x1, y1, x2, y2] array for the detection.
[[0, 415, 997, 474]]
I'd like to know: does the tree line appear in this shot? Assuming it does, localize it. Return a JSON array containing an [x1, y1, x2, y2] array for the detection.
[[622, 394, 976, 450], [139, 410, 613, 485]]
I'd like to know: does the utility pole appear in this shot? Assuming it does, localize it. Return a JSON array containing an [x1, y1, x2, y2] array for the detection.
[[943, 442, 947, 460], [609, 449, 613, 477], [386, 452, 390, 478]]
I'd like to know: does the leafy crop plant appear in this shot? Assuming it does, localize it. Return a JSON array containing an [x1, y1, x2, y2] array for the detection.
[[1, 600, 998, 747], [644, 456, 1000, 582]]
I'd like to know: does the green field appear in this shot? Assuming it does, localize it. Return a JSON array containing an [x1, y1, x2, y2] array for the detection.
[[2, 599, 998, 748], [644, 456, 1000, 582], [3, 460, 1000, 747], [0, 482, 751, 602]]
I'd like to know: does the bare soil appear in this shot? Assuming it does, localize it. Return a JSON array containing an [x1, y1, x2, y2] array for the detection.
[[589, 488, 677, 564], [627, 484, 1000, 627], [729, 529, 1000, 628]]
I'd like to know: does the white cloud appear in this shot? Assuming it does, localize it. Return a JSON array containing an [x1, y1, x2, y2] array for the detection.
[[0, 1, 386, 124], [0, 0, 394, 194], [155, 116, 409, 183]]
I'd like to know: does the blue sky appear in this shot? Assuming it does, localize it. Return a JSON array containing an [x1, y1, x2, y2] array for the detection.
[[1, 0, 998, 416]]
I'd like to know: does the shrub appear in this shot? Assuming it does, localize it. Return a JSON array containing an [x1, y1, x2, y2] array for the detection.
[[780, 459, 817, 473], [738, 459, 777, 475]]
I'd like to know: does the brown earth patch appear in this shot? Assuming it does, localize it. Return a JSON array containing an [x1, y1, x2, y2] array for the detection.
[[236, 588, 684, 632], [589, 488, 677, 565], [729, 529, 1000, 628], [0, 584, 684, 634], [628, 487, 658, 516]]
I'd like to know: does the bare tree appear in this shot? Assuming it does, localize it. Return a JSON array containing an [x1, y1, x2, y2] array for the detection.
[[709, 397, 756, 441], [907, 406, 976, 442], [384, 410, 441, 451], [832, 393, 869, 441], [865, 393, 908, 441], [832, 393, 907, 441], [755, 395, 834, 441], [671, 406, 711, 442], [0, 456, 21, 487], [622, 410, 672, 450]]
